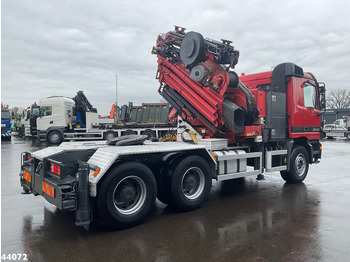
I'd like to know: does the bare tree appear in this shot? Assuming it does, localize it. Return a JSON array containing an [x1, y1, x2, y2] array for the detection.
[[326, 89, 350, 109]]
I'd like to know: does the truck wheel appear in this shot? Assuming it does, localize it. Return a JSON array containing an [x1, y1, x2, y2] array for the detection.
[[98, 162, 156, 229], [143, 129, 156, 139], [346, 133, 350, 140], [171, 155, 212, 211], [105, 131, 116, 140], [123, 129, 136, 136], [48, 131, 63, 144], [280, 146, 309, 183]]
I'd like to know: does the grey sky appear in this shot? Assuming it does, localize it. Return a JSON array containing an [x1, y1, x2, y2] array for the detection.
[[2, 0, 350, 115]]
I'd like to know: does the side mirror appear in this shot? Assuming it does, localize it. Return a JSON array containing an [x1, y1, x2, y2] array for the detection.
[[318, 82, 326, 112]]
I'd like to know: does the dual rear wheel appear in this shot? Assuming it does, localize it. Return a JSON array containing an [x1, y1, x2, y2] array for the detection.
[[98, 155, 212, 229], [157, 155, 212, 211]]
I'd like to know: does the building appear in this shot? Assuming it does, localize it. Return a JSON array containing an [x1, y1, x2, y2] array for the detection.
[[323, 108, 350, 124]]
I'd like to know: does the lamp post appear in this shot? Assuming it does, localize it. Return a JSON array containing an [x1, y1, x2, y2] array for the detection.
[[115, 74, 118, 105]]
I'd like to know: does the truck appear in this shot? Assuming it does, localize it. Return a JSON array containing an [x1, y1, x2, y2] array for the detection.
[[36, 91, 176, 144], [20, 27, 326, 230], [23, 103, 40, 137], [322, 116, 350, 139], [1, 105, 12, 140]]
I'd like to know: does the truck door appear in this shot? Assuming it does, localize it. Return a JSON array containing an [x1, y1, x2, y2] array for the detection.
[[302, 81, 321, 137], [38, 106, 53, 130]]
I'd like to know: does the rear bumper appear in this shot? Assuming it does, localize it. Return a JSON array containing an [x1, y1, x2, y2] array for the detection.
[[20, 160, 91, 229], [20, 167, 76, 210]]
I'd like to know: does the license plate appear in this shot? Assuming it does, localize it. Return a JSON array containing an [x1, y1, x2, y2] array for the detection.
[[42, 182, 55, 198]]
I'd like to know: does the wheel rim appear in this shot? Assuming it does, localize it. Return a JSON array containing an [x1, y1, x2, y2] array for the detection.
[[294, 153, 306, 176], [50, 132, 60, 143], [106, 132, 115, 140], [181, 167, 205, 200], [113, 176, 147, 215]]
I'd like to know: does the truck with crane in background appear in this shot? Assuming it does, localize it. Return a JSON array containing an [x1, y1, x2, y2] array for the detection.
[[36, 91, 176, 144], [20, 27, 326, 230]]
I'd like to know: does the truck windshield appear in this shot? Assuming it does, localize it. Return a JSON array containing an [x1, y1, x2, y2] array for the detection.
[[31, 107, 40, 116], [1, 109, 10, 120]]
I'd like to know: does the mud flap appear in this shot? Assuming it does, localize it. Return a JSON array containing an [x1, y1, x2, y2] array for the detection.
[[75, 161, 91, 230]]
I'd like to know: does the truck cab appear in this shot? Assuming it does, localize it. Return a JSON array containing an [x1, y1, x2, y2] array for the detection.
[[333, 118, 350, 130], [37, 97, 75, 143], [240, 65, 326, 142], [25, 103, 40, 137], [1, 106, 12, 139]]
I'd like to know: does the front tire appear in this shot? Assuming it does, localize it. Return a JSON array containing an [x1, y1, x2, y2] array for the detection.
[[281, 146, 309, 183], [98, 162, 156, 229], [48, 130, 63, 144]]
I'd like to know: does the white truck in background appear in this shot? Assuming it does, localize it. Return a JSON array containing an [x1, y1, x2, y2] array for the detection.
[[17, 103, 40, 137], [36, 95, 176, 144], [323, 116, 350, 139]]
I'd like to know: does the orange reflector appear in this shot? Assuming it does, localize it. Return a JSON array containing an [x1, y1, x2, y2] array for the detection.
[[93, 168, 101, 177], [211, 154, 216, 160], [42, 182, 55, 198], [320, 146, 322, 150], [23, 171, 31, 183]]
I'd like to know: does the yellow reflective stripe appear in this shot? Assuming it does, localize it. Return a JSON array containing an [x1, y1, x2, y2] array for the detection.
[[23, 171, 31, 183], [42, 182, 55, 198]]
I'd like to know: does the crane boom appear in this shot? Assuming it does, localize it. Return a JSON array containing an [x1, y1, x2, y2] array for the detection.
[[152, 27, 259, 142]]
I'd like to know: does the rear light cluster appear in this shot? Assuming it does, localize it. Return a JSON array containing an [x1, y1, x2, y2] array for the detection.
[[50, 163, 61, 176], [26, 153, 31, 161]]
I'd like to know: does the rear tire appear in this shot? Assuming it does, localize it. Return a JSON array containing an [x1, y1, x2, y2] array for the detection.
[[281, 146, 309, 183], [123, 129, 136, 136], [98, 162, 156, 229], [171, 155, 212, 211], [143, 129, 156, 139]]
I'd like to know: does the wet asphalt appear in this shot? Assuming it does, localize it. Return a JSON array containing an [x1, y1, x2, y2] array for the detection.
[[1, 136, 350, 262]]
